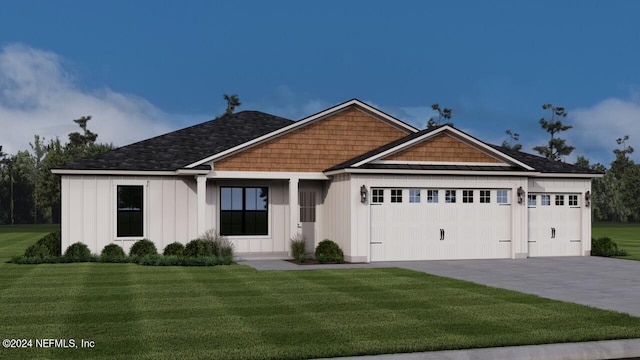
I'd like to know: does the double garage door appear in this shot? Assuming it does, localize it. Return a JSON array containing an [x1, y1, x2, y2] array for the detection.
[[527, 193, 582, 257], [370, 188, 512, 261]]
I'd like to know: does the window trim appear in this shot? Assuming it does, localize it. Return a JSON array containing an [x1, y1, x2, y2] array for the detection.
[[113, 180, 148, 241], [220, 186, 270, 237]]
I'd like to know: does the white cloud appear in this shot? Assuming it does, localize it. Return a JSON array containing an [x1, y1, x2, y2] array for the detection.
[[571, 96, 640, 164], [0, 43, 187, 155]]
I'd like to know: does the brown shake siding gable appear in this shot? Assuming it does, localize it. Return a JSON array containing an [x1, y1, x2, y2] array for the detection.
[[214, 108, 410, 172], [383, 133, 502, 163]]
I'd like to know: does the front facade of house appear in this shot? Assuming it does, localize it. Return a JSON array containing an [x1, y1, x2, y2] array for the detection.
[[53, 100, 601, 262]]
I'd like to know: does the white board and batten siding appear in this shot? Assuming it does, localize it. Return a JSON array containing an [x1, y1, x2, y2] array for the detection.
[[61, 176, 291, 256]]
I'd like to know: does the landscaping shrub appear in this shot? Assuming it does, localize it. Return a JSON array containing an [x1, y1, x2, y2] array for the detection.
[[23, 229, 61, 258], [101, 244, 126, 259], [163, 242, 185, 256], [129, 239, 158, 257], [315, 239, 344, 263], [592, 237, 628, 257], [200, 229, 234, 260], [64, 242, 92, 261], [136, 254, 219, 266], [290, 233, 306, 262], [184, 239, 214, 257]]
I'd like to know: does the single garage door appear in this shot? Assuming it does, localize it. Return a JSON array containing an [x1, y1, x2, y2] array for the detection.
[[527, 193, 581, 257], [370, 188, 512, 261]]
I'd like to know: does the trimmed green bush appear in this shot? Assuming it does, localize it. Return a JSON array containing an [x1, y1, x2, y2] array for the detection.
[[24, 230, 61, 258], [315, 239, 344, 263], [184, 239, 214, 257], [101, 244, 126, 259], [163, 242, 185, 256], [290, 233, 306, 262], [64, 242, 92, 261], [130, 239, 158, 257], [592, 237, 618, 257]]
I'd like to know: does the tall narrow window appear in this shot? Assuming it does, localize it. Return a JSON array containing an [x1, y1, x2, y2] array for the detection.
[[391, 189, 403, 203], [117, 185, 144, 237], [463, 190, 474, 203], [300, 191, 316, 222], [221, 187, 268, 236]]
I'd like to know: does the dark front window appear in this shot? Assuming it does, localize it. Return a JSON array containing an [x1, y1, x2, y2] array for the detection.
[[221, 187, 268, 236], [117, 185, 144, 237]]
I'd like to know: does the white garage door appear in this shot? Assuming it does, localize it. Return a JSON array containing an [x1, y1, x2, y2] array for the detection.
[[527, 193, 581, 257], [370, 188, 512, 261]]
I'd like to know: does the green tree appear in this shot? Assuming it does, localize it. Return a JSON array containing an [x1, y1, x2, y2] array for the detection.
[[29, 135, 48, 223], [223, 94, 241, 115], [427, 103, 452, 129], [608, 135, 638, 222], [502, 129, 522, 151], [532, 104, 575, 161]]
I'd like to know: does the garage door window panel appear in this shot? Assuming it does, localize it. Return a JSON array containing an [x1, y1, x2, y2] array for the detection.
[[497, 190, 509, 204], [528, 194, 537, 207], [463, 190, 474, 203], [427, 190, 439, 203], [445, 190, 456, 203], [480, 190, 490, 203], [391, 189, 403, 203], [409, 189, 421, 203], [569, 195, 578, 207], [541, 195, 551, 206], [555, 195, 565, 206], [372, 189, 384, 204]]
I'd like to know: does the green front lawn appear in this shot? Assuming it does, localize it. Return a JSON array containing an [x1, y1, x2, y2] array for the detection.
[[1, 226, 639, 359], [593, 222, 640, 260]]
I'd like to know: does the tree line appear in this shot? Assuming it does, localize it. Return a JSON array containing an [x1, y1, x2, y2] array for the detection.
[[0, 100, 638, 224]]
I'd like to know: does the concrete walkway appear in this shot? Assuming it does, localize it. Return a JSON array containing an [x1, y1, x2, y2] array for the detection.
[[238, 257, 640, 359]]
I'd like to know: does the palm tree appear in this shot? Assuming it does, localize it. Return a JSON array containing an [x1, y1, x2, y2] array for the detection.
[[223, 94, 241, 115]]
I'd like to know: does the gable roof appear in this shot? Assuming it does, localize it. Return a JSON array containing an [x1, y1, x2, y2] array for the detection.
[[185, 98, 418, 168], [326, 125, 603, 176], [56, 111, 293, 171]]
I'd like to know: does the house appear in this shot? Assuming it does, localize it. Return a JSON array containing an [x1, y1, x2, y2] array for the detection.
[[52, 99, 602, 262]]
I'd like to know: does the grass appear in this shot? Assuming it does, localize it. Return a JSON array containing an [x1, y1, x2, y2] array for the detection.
[[1, 225, 640, 359], [593, 222, 640, 260]]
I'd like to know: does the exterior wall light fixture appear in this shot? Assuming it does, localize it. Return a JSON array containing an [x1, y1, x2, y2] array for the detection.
[[517, 186, 525, 204], [360, 185, 368, 203]]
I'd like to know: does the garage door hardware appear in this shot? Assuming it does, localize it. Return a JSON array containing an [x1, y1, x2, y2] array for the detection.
[[551, 227, 556, 238], [440, 229, 445, 241]]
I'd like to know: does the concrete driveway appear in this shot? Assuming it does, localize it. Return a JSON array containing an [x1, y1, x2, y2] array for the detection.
[[383, 256, 640, 317], [242, 256, 640, 317]]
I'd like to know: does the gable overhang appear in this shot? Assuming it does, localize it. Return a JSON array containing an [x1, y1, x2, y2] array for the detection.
[[351, 125, 536, 171], [185, 99, 418, 168]]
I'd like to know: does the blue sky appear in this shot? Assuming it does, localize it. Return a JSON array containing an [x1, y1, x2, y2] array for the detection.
[[1, 0, 640, 165]]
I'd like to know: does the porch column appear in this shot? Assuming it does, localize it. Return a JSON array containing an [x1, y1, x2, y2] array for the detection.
[[197, 175, 207, 235], [289, 177, 300, 239]]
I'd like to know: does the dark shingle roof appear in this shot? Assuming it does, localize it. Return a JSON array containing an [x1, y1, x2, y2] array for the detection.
[[487, 145, 603, 175], [58, 111, 294, 171], [326, 125, 602, 175]]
